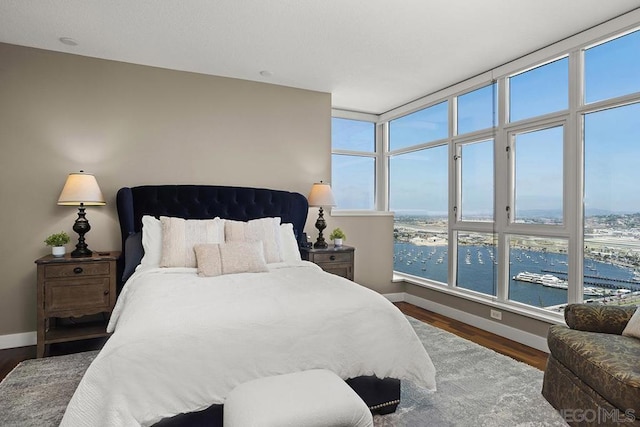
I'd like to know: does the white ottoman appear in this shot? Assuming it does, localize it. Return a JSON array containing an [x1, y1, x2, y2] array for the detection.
[[223, 369, 374, 427]]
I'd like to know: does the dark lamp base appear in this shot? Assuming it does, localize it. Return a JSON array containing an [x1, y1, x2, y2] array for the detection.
[[71, 204, 93, 258], [71, 248, 93, 258], [313, 240, 328, 249]]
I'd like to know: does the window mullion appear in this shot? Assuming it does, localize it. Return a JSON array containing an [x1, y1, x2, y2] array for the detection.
[[494, 76, 509, 302], [567, 49, 583, 304]]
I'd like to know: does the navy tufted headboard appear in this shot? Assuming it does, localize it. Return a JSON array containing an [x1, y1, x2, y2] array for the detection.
[[116, 185, 309, 285]]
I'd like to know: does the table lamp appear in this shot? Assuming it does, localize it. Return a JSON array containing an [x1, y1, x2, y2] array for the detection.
[[57, 171, 106, 257], [307, 181, 336, 249]]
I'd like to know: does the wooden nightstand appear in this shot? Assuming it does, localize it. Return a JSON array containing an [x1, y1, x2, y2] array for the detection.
[[301, 245, 355, 280], [35, 251, 120, 358]]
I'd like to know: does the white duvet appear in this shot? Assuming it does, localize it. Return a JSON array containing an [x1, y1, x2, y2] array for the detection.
[[60, 262, 436, 427]]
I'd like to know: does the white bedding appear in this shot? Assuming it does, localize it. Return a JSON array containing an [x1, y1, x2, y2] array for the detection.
[[60, 262, 436, 427]]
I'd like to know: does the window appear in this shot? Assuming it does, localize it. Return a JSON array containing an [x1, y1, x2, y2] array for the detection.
[[585, 30, 640, 104], [332, 117, 375, 151], [457, 84, 497, 135], [583, 102, 640, 303], [391, 146, 449, 284], [389, 102, 448, 151], [509, 57, 568, 122], [334, 20, 640, 319], [508, 236, 568, 309], [458, 139, 494, 222], [331, 117, 376, 209], [511, 126, 564, 225], [456, 232, 497, 296]]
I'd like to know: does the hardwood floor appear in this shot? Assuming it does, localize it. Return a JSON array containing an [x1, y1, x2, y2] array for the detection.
[[395, 302, 549, 370], [0, 303, 548, 382]]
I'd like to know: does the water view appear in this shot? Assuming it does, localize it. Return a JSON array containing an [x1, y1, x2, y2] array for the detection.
[[394, 214, 640, 312]]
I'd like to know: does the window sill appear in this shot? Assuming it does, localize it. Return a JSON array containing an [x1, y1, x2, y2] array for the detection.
[[394, 272, 565, 325]]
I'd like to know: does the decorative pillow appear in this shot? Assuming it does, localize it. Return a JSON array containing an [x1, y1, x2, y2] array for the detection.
[[194, 242, 269, 277], [280, 223, 302, 263], [622, 307, 640, 339], [193, 244, 223, 277], [160, 216, 224, 268], [140, 215, 162, 268], [225, 217, 283, 263]]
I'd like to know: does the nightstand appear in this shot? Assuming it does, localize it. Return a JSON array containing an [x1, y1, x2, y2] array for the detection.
[[35, 251, 120, 358], [301, 245, 355, 280]]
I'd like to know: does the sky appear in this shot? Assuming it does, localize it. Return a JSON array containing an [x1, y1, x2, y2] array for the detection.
[[332, 28, 640, 217]]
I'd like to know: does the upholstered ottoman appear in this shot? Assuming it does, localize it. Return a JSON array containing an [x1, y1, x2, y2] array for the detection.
[[223, 369, 374, 427]]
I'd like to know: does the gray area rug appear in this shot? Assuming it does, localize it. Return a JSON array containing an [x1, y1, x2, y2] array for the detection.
[[0, 316, 566, 426], [373, 317, 567, 426]]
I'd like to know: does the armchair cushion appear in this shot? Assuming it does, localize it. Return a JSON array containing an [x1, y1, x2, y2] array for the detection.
[[564, 304, 636, 335], [547, 324, 640, 414]]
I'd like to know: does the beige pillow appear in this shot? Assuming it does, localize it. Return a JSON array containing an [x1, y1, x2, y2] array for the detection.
[[622, 307, 640, 339], [225, 217, 283, 263], [194, 242, 269, 277], [159, 216, 224, 268]]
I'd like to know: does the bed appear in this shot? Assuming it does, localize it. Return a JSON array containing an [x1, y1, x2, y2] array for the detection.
[[60, 184, 436, 427]]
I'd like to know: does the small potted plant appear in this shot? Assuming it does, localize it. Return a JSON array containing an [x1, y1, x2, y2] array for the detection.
[[329, 228, 346, 247], [44, 231, 70, 257]]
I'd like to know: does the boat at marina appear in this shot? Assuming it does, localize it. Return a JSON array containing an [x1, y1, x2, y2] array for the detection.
[[512, 271, 626, 297]]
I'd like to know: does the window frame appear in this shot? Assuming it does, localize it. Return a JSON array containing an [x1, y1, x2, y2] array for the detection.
[[332, 16, 640, 322], [331, 110, 381, 212]]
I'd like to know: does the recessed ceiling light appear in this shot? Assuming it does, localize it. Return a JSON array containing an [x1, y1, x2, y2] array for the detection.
[[59, 37, 78, 46], [259, 70, 273, 77]]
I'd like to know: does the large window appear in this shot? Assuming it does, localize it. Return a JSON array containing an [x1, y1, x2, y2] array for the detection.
[[584, 30, 640, 104], [457, 83, 496, 135], [391, 145, 449, 284], [389, 102, 448, 151], [511, 126, 564, 225], [456, 232, 497, 296], [508, 236, 568, 309], [333, 23, 640, 318], [331, 117, 376, 209], [459, 139, 494, 221], [509, 57, 568, 122], [584, 103, 640, 303]]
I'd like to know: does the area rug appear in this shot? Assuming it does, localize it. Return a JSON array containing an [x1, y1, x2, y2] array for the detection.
[[0, 316, 566, 426]]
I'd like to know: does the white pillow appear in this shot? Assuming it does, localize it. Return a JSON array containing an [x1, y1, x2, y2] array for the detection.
[[160, 216, 224, 268], [280, 223, 302, 263], [140, 215, 162, 268], [225, 217, 283, 264], [622, 307, 640, 340], [194, 242, 269, 277]]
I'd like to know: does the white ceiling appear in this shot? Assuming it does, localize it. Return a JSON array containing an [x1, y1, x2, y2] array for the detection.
[[1, 1, 638, 114]]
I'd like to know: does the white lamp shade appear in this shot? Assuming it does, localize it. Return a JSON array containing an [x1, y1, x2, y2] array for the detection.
[[57, 172, 106, 206], [307, 182, 336, 207]]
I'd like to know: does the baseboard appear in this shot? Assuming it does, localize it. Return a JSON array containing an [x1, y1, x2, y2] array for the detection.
[[382, 292, 405, 303], [0, 331, 36, 350], [402, 293, 550, 353]]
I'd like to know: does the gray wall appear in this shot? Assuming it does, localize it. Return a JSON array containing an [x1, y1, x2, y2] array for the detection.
[[0, 42, 340, 337]]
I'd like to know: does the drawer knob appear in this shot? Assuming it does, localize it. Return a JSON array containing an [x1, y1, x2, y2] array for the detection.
[[330, 255, 336, 261], [104, 290, 109, 295], [73, 267, 83, 274]]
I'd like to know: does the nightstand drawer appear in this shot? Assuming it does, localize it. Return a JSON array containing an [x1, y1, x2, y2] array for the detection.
[[301, 245, 355, 281], [44, 278, 112, 315], [44, 261, 111, 279], [312, 252, 353, 264], [320, 264, 353, 279]]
